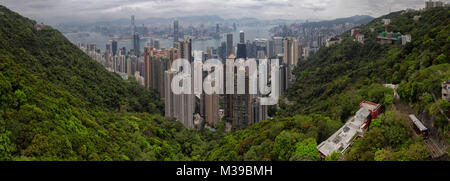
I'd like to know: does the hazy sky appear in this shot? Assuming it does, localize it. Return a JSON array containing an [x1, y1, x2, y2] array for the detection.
[[1, 0, 436, 25]]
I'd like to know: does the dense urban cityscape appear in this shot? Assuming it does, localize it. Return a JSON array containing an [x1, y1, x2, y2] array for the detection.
[[74, 12, 378, 132]]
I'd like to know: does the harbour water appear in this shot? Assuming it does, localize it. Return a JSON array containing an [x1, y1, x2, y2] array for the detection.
[[64, 24, 276, 53]]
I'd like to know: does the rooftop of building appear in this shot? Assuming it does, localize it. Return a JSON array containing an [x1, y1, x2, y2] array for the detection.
[[409, 114, 427, 132], [317, 107, 371, 156], [360, 101, 381, 112], [228, 54, 236, 59]]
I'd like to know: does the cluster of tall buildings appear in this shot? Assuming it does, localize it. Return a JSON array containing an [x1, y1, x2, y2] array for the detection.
[[203, 30, 302, 130], [271, 19, 366, 59], [78, 41, 144, 83], [223, 60, 269, 130], [78, 17, 304, 132], [161, 23, 300, 131]]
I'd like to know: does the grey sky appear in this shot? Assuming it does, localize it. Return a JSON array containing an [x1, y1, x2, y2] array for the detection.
[[1, 0, 434, 25]]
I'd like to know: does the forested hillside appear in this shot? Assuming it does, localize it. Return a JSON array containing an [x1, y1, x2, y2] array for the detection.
[[0, 5, 204, 161], [280, 7, 450, 160], [204, 7, 449, 161]]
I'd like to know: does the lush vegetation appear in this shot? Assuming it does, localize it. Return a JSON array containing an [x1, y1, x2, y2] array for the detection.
[[277, 7, 450, 160], [345, 109, 428, 161], [0, 5, 202, 161], [203, 115, 341, 161]]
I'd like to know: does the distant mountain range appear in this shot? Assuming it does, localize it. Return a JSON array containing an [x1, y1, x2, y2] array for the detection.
[[300, 15, 374, 27], [58, 14, 374, 28]]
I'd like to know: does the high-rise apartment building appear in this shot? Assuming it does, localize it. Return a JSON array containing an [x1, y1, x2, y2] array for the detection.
[[203, 73, 220, 127], [165, 69, 176, 118], [111, 40, 117, 56], [239, 31, 245, 44], [224, 57, 256, 130], [133, 32, 140, 56], [236, 43, 247, 59], [105, 44, 111, 53], [144, 46, 170, 98], [254, 39, 268, 59], [167, 48, 178, 67], [215, 24, 220, 39], [226, 33, 233, 57], [144, 46, 153, 89], [173, 20, 179, 48], [283, 37, 299, 85], [164, 70, 194, 129], [131, 15, 135, 35], [219, 42, 227, 60], [273, 37, 284, 56], [153, 39, 160, 50], [178, 37, 192, 62], [283, 37, 299, 66]]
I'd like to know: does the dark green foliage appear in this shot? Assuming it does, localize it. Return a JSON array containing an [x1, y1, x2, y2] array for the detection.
[[0, 6, 163, 113], [278, 8, 450, 161], [0, 6, 202, 161], [205, 115, 342, 161], [282, 8, 450, 122], [345, 110, 428, 161]]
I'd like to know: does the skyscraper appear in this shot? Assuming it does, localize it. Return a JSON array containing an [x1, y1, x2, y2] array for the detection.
[[236, 43, 247, 59], [111, 41, 118, 56], [246, 40, 254, 58], [153, 39, 160, 50], [202, 69, 220, 127], [131, 15, 135, 36], [224, 57, 255, 130], [105, 44, 111, 53], [254, 39, 268, 59], [133, 32, 140, 56], [164, 70, 194, 129], [144, 46, 153, 89], [204, 89, 219, 127], [88, 43, 96, 52], [144, 46, 168, 98], [219, 42, 227, 61], [168, 48, 178, 67], [173, 20, 179, 48], [178, 37, 192, 62], [165, 69, 176, 118], [252, 98, 268, 124], [273, 37, 284, 56], [226, 33, 233, 57], [239, 31, 245, 44], [283, 37, 299, 67], [266, 39, 274, 58], [283, 37, 299, 86], [120, 47, 126, 56], [152, 56, 169, 98], [215, 24, 220, 39]]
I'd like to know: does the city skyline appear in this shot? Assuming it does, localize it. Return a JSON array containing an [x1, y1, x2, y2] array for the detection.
[[1, 0, 437, 25]]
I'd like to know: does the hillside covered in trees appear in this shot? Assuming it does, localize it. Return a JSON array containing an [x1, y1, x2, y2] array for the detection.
[[0, 5, 448, 161], [0, 5, 205, 161], [203, 7, 450, 161]]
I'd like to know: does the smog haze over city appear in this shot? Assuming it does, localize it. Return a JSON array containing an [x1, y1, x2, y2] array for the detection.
[[3, 0, 428, 24]]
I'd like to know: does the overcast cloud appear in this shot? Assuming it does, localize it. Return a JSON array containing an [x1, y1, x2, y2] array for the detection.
[[1, 0, 437, 25]]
